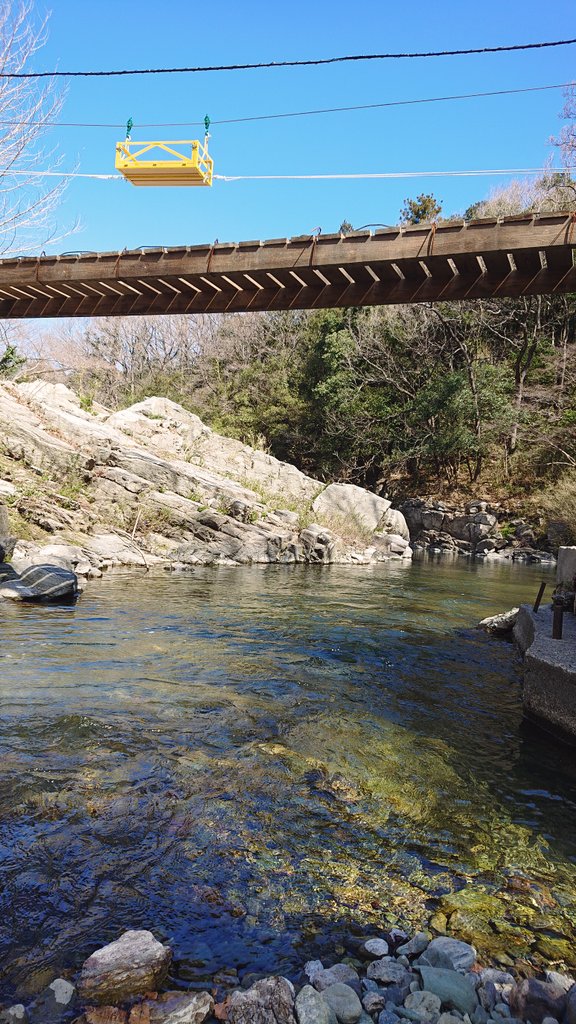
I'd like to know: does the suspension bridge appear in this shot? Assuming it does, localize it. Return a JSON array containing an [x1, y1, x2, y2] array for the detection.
[[0, 212, 573, 319]]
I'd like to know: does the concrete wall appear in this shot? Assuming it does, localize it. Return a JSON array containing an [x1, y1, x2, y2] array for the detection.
[[514, 605, 576, 744]]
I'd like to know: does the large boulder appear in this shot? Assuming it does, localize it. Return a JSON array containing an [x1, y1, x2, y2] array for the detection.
[[77, 930, 172, 1005], [313, 483, 391, 533]]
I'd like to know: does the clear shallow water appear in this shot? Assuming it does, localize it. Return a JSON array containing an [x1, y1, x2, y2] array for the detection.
[[0, 558, 575, 998]]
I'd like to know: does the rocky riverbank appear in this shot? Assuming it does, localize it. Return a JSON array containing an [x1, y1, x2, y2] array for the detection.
[[3, 926, 575, 1024], [399, 500, 555, 564], [0, 380, 412, 574]]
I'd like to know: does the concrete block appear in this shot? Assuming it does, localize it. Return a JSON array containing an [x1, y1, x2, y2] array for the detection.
[[557, 546, 576, 587]]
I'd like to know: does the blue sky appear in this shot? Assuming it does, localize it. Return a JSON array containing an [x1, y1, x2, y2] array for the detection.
[[26, 0, 576, 253]]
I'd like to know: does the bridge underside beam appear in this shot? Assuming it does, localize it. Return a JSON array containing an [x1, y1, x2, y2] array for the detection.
[[0, 214, 573, 318]]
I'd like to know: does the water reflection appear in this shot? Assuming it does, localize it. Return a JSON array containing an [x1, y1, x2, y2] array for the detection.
[[0, 559, 574, 999]]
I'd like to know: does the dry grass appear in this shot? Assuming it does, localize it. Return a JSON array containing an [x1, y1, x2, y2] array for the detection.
[[534, 472, 576, 546]]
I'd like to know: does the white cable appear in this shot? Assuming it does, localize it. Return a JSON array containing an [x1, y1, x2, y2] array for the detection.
[[0, 169, 122, 179], [215, 168, 572, 181], [0, 166, 571, 181]]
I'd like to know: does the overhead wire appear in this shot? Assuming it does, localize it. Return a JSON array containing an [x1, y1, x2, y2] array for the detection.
[[0, 167, 571, 182], [0, 81, 569, 130], [1, 37, 575, 78]]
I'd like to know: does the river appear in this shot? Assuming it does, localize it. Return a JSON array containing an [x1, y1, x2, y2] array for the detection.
[[0, 558, 574, 999]]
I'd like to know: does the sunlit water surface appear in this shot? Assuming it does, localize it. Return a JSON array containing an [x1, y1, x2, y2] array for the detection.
[[0, 558, 575, 999]]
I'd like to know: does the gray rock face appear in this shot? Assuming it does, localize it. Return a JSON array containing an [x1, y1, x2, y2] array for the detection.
[[509, 978, 567, 1024], [418, 968, 477, 1016], [425, 938, 477, 971], [77, 929, 171, 1005], [399, 498, 529, 560], [227, 977, 296, 1024], [296, 985, 338, 1024], [0, 503, 16, 561], [322, 983, 363, 1024], [148, 990, 214, 1023]]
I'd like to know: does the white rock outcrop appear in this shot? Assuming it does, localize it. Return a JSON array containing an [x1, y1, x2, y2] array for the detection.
[[0, 380, 411, 570]]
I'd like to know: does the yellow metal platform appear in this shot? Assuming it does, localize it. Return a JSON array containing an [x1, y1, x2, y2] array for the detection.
[[115, 139, 214, 187]]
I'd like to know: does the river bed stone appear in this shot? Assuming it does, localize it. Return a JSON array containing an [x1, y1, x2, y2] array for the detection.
[[77, 931, 171, 1006]]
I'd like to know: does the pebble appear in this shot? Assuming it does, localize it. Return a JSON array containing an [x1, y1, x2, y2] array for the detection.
[[405, 989, 442, 1017], [379, 1014, 401, 1024], [0, 1007, 26, 1024], [363, 992, 387, 1014]]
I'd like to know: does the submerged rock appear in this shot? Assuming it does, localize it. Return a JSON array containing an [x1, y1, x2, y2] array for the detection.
[[147, 990, 213, 1023], [478, 609, 519, 634], [77, 930, 171, 1006]]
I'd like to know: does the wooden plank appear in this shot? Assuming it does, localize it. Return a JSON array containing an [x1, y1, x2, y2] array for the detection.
[[0, 215, 573, 291]]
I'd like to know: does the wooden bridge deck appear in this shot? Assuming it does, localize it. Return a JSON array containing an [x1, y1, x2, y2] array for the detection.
[[0, 213, 574, 319]]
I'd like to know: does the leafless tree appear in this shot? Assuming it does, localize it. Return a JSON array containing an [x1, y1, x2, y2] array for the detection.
[[553, 83, 576, 169], [0, 1, 71, 256]]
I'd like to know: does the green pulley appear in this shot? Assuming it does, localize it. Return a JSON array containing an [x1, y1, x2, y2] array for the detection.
[[204, 114, 211, 136], [126, 117, 133, 139]]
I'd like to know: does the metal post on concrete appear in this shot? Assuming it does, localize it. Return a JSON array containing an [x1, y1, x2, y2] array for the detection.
[[533, 581, 547, 612], [552, 597, 564, 640]]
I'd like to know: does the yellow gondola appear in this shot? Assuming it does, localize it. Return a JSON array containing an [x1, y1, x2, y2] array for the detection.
[[115, 117, 214, 187]]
